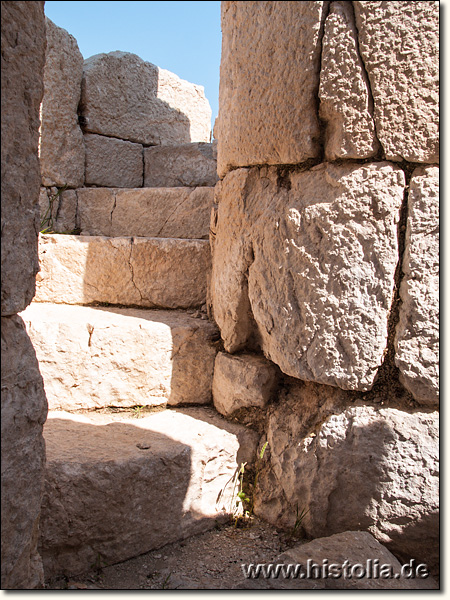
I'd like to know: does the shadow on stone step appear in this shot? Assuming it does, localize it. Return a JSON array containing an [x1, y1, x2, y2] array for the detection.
[[39, 408, 243, 581]]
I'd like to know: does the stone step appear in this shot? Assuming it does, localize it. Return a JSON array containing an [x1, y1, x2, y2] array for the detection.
[[39, 186, 214, 238], [21, 303, 220, 411], [144, 142, 218, 188], [35, 233, 210, 308], [39, 408, 258, 578]]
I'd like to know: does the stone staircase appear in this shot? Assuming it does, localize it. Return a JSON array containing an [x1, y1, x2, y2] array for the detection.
[[21, 151, 258, 580]]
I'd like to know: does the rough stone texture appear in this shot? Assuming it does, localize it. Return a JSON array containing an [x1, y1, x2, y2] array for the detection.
[[217, 1, 326, 177], [39, 18, 85, 188], [21, 303, 219, 411], [84, 133, 143, 188], [1, 315, 48, 589], [395, 166, 439, 406], [35, 234, 210, 309], [212, 352, 278, 417], [39, 187, 77, 234], [1, 0, 46, 316], [144, 143, 218, 188], [80, 51, 211, 146], [236, 531, 436, 590], [255, 381, 439, 572], [211, 163, 405, 391], [354, 1, 439, 163], [77, 186, 213, 239], [319, 1, 379, 160], [39, 408, 258, 578]]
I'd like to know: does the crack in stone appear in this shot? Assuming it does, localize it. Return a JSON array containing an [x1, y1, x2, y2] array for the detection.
[[127, 237, 144, 303], [110, 191, 117, 234], [314, 0, 332, 163], [350, 1, 385, 160], [155, 190, 193, 237]]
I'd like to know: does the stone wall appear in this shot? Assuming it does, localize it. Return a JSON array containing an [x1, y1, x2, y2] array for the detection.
[[1, 0, 48, 589], [212, 0, 439, 572], [39, 20, 215, 199]]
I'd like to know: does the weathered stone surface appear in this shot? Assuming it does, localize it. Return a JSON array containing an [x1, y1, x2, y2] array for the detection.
[[1, 0, 46, 316], [35, 234, 210, 309], [236, 531, 437, 590], [211, 163, 404, 391], [1, 315, 48, 589], [21, 303, 219, 410], [78, 187, 213, 239], [39, 408, 258, 577], [212, 352, 278, 417], [395, 166, 439, 405], [354, 1, 439, 163], [255, 381, 439, 572], [39, 188, 77, 234], [84, 133, 143, 188], [40, 18, 85, 188], [80, 51, 211, 145], [144, 143, 218, 187], [319, 1, 379, 160], [217, 1, 326, 177]]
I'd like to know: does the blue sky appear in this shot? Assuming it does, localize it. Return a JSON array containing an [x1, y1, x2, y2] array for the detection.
[[44, 1, 222, 127]]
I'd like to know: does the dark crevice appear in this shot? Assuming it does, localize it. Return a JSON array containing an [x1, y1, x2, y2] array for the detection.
[[349, 0, 385, 161], [362, 164, 416, 409], [313, 0, 332, 163]]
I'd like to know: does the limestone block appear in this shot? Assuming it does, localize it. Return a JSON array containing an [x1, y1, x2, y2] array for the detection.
[[395, 166, 439, 405], [255, 382, 439, 572], [40, 18, 85, 187], [217, 1, 327, 177], [21, 303, 219, 410], [39, 188, 77, 234], [1, 0, 46, 316], [319, 1, 379, 160], [80, 51, 211, 145], [39, 408, 258, 578], [236, 531, 436, 589], [77, 187, 214, 239], [144, 143, 218, 187], [84, 133, 143, 188], [35, 234, 210, 309], [211, 163, 404, 391], [354, 1, 439, 163], [212, 352, 278, 417], [1, 315, 48, 589]]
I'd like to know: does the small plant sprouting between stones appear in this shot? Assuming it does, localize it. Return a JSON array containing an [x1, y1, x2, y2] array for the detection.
[[40, 185, 67, 233], [291, 503, 310, 539]]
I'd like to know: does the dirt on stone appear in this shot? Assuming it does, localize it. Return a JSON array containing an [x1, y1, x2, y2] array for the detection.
[[44, 517, 305, 590]]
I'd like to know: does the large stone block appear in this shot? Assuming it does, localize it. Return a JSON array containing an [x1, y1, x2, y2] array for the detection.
[[84, 134, 143, 188], [395, 166, 439, 405], [39, 18, 85, 188], [1, 0, 46, 316], [211, 163, 404, 391], [255, 381, 439, 572], [80, 51, 211, 146], [319, 1, 379, 160], [21, 303, 219, 410], [1, 315, 48, 589], [144, 143, 218, 187], [35, 234, 210, 309], [77, 186, 213, 239], [217, 1, 327, 177], [354, 1, 439, 163], [212, 352, 278, 417], [39, 408, 258, 578], [236, 531, 438, 589]]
